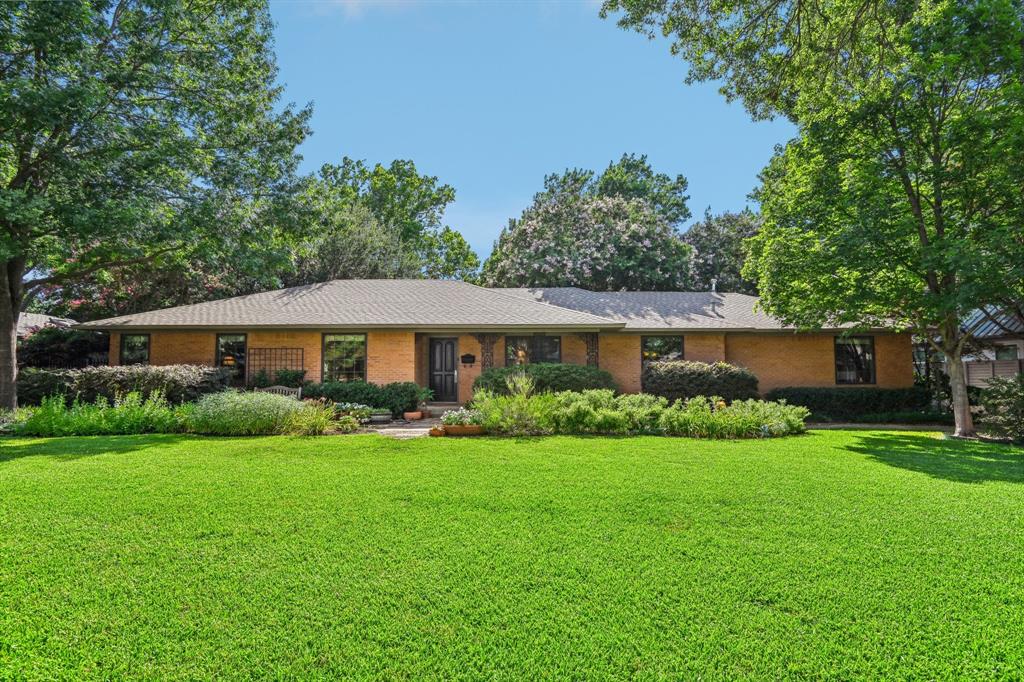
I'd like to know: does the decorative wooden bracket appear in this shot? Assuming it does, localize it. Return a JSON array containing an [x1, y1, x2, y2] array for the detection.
[[576, 333, 599, 367]]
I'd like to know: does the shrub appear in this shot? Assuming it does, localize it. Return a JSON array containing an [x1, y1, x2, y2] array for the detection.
[[282, 399, 336, 436], [186, 390, 307, 436], [335, 403, 372, 421], [334, 415, 360, 433], [273, 369, 306, 388], [251, 370, 272, 388], [470, 374, 557, 436], [642, 361, 759, 403], [9, 391, 184, 437], [17, 364, 233, 406], [440, 408, 483, 426], [658, 396, 808, 438], [978, 374, 1024, 442], [765, 386, 931, 421], [473, 363, 617, 395], [303, 381, 430, 416], [17, 327, 109, 368]]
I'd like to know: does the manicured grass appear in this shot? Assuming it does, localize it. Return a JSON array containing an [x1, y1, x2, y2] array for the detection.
[[1, 432, 1022, 679]]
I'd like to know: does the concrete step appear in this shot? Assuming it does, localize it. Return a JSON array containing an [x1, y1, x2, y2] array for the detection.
[[424, 402, 460, 417]]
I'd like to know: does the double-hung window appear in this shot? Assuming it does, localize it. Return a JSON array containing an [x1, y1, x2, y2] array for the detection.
[[119, 334, 150, 365], [835, 336, 876, 384], [216, 334, 247, 383], [322, 334, 367, 382]]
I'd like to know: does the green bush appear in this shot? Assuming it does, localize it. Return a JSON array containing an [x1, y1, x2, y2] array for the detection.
[[471, 374, 808, 438], [17, 327, 109, 368], [302, 380, 429, 416], [282, 399, 336, 436], [9, 391, 184, 437], [642, 361, 759, 403], [978, 374, 1024, 442], [273, 369, 306, 388], [17, 364, 233, 406], [473, 363, 617, 395], [187, 391, 308, 436], [765, 386, 931, 421]]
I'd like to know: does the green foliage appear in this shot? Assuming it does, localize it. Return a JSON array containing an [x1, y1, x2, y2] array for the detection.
[[17, 365, 232, 406], [978, 374, 1024, 442], [187, 391, 307, 436], [440, 408, 483, 426], [273, 369, 306, 388], [333, 415, 361, 434], [471, 383, 807, 438], [765, 387, 932, 422], [8, 392, 184, 437], [16, 328, 109, 368], [282, 400, 337, 436], [642, 360, 759, 403], [473, 363, 617, 395], [682, 209, 760, 294], [302, 380, 425, 416], [334, 403, 372, 421], [251, 370, 273, 389], [0, 0, 312, 406]]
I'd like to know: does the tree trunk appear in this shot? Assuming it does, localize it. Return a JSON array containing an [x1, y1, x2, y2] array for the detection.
[[944, 343, 975, 438], [0, 260, 24, 411]]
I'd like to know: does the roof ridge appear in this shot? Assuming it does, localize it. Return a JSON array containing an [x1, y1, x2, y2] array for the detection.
[[466, 282, 621, 325]]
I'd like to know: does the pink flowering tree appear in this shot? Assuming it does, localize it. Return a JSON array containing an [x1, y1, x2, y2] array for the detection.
[[482, 195, 693, 291]]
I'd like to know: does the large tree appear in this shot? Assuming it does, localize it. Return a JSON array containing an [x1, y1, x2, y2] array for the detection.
[[482, 195, 693, 290], [683, 209, 760, 294], [322, 158, 479, 280], [605, 0, 1024, 436], [0, 0, 311, 407]]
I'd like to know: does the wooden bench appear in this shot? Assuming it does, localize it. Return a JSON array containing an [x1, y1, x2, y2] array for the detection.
[[255, 385, 302, 400]]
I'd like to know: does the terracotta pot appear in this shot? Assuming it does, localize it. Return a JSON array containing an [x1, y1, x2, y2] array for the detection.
[[443, 424, 484, 436], [429, 426, 446, 437], [404, 411, 423, 420]]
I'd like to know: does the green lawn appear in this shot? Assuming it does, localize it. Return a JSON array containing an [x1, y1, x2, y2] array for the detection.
[[1, 432, 1022, 679]]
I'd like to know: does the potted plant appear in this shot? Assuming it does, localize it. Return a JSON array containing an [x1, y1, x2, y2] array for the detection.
[[335, 403, 372, 423], [403, 387, 434, 421], [369, 408, 392, 425], [440, 408, 484, 436]]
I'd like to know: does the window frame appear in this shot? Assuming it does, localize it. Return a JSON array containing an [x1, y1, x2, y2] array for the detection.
[[215, 333, 248, 383], [995, 344, 1019, 361], [321, 333, 368, 383], [834, 335, 877, 385], [504, 334, 562, 366], [640, 335, 685, 366], [119, 333, 151, 366]]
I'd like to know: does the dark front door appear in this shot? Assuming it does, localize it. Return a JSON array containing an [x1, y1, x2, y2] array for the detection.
[[429, 338, 458, 402]]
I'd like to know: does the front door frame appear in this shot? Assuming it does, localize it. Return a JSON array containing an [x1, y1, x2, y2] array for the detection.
[[428, 337, 459, 402]]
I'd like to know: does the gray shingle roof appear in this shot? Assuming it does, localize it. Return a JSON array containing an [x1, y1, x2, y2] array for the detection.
[[494, 287, 793, 330], [77, 280, 623, 330], [18, 312, 76, 337]]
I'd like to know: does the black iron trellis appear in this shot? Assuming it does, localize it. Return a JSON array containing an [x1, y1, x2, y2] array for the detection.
[[246, 347, 305, 384]]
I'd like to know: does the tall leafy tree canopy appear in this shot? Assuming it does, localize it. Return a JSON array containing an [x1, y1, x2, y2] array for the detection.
[[0, 0, 311, 407], [604, 0, 1024, 436], [683, 209, 760, 294]]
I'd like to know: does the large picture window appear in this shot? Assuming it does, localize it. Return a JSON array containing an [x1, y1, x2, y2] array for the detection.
[[119, 334, 150, 365], [505, 335, 561, 366], [323, 334, 367, 382], [995, 345, 1019, 361], [835, 336, 876, 384], [216, 334, 247, 383], [641, 336, 684, 367]]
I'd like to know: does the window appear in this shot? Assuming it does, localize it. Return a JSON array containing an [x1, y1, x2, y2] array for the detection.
[[323, 334, 367, 382], [835, 336, 876, 384], [216, 334, 247, 383], [995, 345, 1019, 361], [119, 334, 150, 365], [641, 336, 684, 367], [504, 335, 561, 366]]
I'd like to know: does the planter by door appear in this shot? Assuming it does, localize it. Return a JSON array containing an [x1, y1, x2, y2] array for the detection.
[[429, 338, 458, 402]]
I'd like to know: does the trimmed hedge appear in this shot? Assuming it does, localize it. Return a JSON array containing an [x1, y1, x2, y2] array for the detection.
[[764, 386, 931, 421], [472, 363, 617, 395], [641, 360, 759, 403], [17, 365, 233, 406], [302, 380, 424, 416]]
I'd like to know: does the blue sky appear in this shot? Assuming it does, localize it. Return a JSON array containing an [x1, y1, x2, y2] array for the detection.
[[269, 0, 795, 258]]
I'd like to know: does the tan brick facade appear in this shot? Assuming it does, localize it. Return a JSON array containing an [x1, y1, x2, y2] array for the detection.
[[724, 332, 914, 393], [110, 328, 913, 401]]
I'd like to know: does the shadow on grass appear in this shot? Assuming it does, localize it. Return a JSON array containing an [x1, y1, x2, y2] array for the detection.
[[847, 433, 1024, 484], [0, 434, 191, 464]]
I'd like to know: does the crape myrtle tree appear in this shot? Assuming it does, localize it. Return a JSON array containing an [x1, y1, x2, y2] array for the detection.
[[604, 0, 1024, 436], [482, 155, 694, 290], [683, 209, 760, 294], [0, 0, 312, 409]]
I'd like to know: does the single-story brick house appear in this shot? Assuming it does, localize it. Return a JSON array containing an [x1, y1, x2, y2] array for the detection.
[[77, 279, 914, 402]]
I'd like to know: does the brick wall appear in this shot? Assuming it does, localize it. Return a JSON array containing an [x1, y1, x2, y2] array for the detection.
[[248, 331, 322, 383], [725, 332, 914, 393], [684, 333, 726, 363], [366, 331, 416, 385], [598, 334, 642, 393], [456, 335, 486, 404]]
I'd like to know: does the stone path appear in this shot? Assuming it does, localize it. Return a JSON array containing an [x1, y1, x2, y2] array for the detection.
[[372, 417, 441, 439]]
